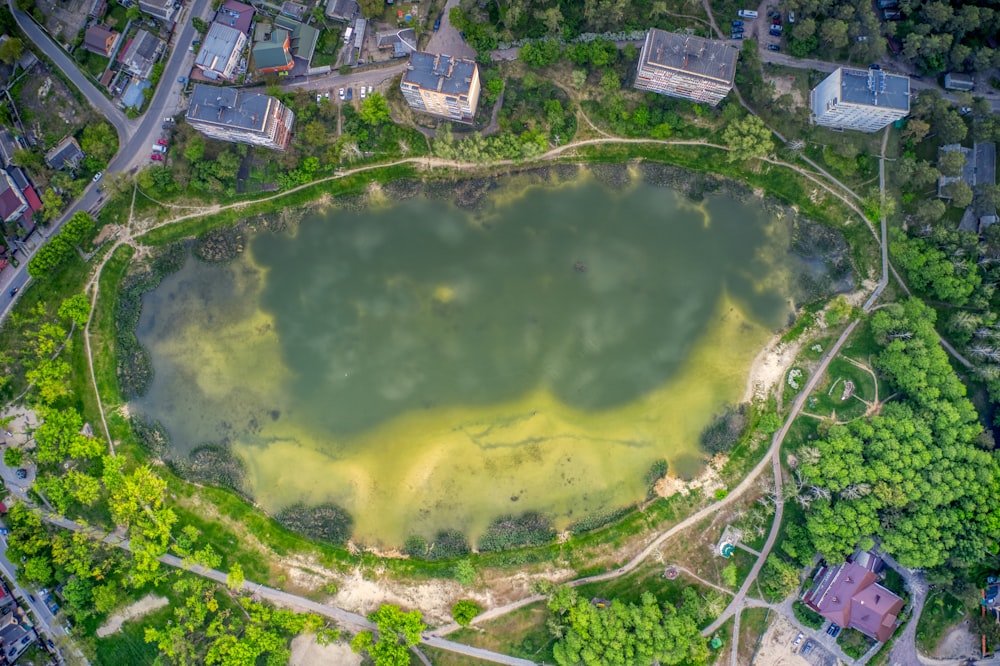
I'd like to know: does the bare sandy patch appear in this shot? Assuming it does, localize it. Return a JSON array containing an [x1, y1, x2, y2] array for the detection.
[[769, 76, 805, 109], [752, 614, 811, 666], [931, 620, 977, 660], [288, 634, 362, 666], [96, 594, 168, 637], [743, 334, 804, 403], [654, 454, 728, 499]]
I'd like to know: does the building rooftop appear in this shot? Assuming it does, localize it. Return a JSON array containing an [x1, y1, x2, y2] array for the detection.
[[217, 0, 254, 35], [253, 28, 293, 70], [837, 67, 909, 111], [187, 84, 273, 133], [804, 554, 905, 643], [83, 24, 117, 55], [280, 1, 307, 20], [274, 15, 318, 61], [196, 22, 244, 75], [326, 0, 359, 21], [640, 29, 737, 84], [403, 51, 477, 96], [377, 28, 416, 57], [44, 136, 84, 170], [119, 29, 164, 77]]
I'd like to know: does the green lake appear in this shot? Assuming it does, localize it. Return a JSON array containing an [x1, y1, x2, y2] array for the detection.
[[134, 168, 813, 546]]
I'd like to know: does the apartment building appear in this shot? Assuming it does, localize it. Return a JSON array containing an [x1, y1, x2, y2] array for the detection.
[[185, 84, 295, 150], [400, 51, 480, 123], [195, 21, 248, 81], [811, 66, 909, 132], [633, 29, 737, 106]]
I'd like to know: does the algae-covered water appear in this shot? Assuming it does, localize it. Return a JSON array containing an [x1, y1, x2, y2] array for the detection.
[[134, 169, 806, 545]]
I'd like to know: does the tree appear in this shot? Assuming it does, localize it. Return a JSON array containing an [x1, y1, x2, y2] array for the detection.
[[722, 115, 775, 162], [0, 37, 23, 65], [942, 180, 973, 208], [126, 4, 140, 21], [79, 123, 116, 166], [351, 604, 426, 666], [56, 294, 90, 330], [3, 447, 22, 467], [914, 199, 946, 225], [226, 563, 244, 593], [758, 555, 800, 599], [819, 19, 849, 49], [902, 119, 931, 143], [938, 149, 966, 177], [358, 93, 391, 127], [546, 587, 708, 666], [519, 38, 562, 68], [451, 599, 481, 626], [192, 17, 209, 32]]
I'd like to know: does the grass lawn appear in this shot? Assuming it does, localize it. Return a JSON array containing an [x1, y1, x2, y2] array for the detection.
[[916, 590, 966, 654], [805, 355, 875, 422], [573, 560, 708, 608], [737, 607, 771, 665], [447, 601, 555, 664], [76, 49, 109, 79], [93, 604, 171, 665], [418, 646, 496, 665]]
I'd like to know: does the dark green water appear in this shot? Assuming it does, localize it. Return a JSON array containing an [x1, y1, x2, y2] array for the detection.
[[134, 171, 802, 544]]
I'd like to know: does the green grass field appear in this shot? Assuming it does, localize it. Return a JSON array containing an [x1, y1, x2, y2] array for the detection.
[[806, 355, 876, 422], [916, 590, 967, 654]]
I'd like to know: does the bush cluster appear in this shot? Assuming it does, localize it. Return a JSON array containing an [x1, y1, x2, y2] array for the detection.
[[274, 502, 354, 546], [168, 443, 247, 495], [477, 512, 555, 552], [404, 530, 471, 561], [568, 505, 635, 535], [114, 243, 186, 398], [699, 404, 748, 455]]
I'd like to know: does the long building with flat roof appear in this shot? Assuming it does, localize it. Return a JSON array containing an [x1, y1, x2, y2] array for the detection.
[[185, 84, 295, 150], [400, 51, 480, 123], [811, 66, 909, 132], [633, 29, 737, 106], [195, 22, 248, 81]]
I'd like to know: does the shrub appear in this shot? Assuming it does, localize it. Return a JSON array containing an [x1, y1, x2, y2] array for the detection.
[[402, 535, 427, 558], [3, 447, 22, 467], [427, 530, 470, 560], [477, 512, 555, 552], [568, 505, 635, 535], [792, 600, 824, 629], [452, 599, 481, 626], [274, 502, 354, 546], [699, 404, 748, 455]]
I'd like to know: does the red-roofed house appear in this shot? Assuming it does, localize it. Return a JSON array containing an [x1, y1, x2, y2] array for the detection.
[[0, 169, 27, 224], [218, 0, 255, 35], [803, 553, 905, 642]]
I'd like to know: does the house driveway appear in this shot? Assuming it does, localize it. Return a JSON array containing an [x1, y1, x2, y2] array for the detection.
[[424, 0, 476, 60]]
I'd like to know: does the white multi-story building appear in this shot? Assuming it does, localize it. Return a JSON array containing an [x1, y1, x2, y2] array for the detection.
[[186, 85, 295, 150], [400, 52, 481, 123], [811, 66, 909, 133], [195, 22, 248, 81], [633, 29, 738, 106]]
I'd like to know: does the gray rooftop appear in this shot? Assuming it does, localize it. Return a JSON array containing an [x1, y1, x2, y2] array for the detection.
[[838, 67, 909, 112], [187, 84, 273, 132], [403, 51, 477, 96], [641, 29, 737, 84], [196, 21, 243, 73]]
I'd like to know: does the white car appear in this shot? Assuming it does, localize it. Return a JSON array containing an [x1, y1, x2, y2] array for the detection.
[[92, 172, 103, 183], [368, 85, 373, 95], [316, 93, 322, 103], [325, 91, 330, 99], [360, 86, 367, 99], [338, 88, 345, 100]]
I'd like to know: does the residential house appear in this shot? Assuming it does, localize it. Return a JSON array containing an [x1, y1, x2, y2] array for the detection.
[[44, 136, 84, 171], [325, 0, 360, 23], [0, 169, 28, 225], [936, 142, 997, 232], [195, 22, 248, 81], [280, 1, 308, 21], [346, 17, 366, 65], [811, 66, 910, 132], [186, 84, 295, 150], [118, 29, 166, 79], [633, 29, 738, 106], [376, 28, 416, 58], [400, 51, 480, 123], [803, 552, 905, 643], [252, 26, 293, 74], [217, 0, 255, 35], [88, 0, 107, 18], [0, 128, 21, 167], [138, 0, 177, 22], [274, 15, 318, 63], [944, 73, 975, 91], [8, 166, 42, 219], [83, 24, 119, 57]]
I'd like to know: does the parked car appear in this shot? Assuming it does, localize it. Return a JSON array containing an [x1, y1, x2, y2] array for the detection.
[[368, 85, 373, 96], [8, 288, 17, 298], [15, 468, 27, 479], [346, 87, 353, 100], [0, 528, 8, 535], [433, 14, 442, 30], [92, 171, 103, 182], [731, 20, 743, 26], [793, 633, 803, 646], [316, 93, 322, 103], [360, 86, 366, 99], [731, 32, 744, 39], [157, 139, 168, 146], [325, 91, 330, 99], [178, 77, 189, 84], [338, 87, 345, 100], [767, 44, 781, 51], [151, 153, 163, 161]]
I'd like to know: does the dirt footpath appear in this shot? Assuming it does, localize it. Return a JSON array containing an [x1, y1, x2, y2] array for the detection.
[[289, 634, 362, 665], [96, 594, 168, 638]]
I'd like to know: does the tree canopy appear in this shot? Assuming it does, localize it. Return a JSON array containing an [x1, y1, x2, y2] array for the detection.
[[722, 115, 775, 162]]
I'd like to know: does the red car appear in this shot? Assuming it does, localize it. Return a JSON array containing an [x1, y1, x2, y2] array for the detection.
[[157, 139, 168, 146], [151, 153, 163, 161]]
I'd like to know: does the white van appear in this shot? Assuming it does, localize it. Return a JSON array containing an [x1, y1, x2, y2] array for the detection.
[[737, 9, 758, 18], [152, 144, 167, 153]]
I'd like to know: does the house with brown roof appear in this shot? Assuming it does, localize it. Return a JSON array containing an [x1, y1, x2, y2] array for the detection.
[[803, 552, 904, 643], [83, 24, 119, 57]]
